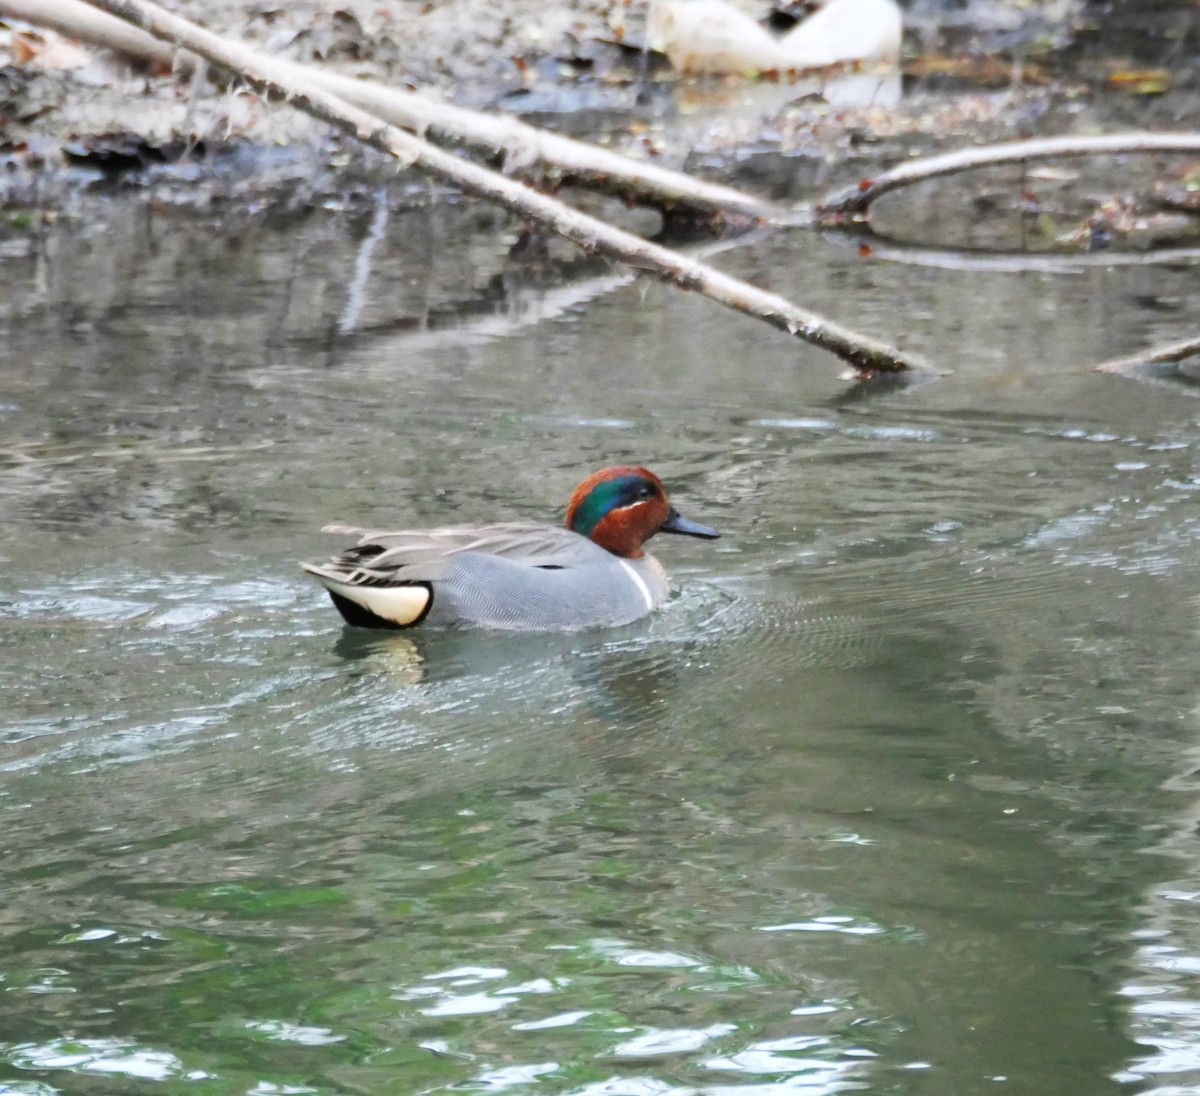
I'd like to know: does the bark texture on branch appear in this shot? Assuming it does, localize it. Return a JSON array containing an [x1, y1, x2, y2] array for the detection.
[[816, 133, 1200, 222], [79, 0, 919, 373]]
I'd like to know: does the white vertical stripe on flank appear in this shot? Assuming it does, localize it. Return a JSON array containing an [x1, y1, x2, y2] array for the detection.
[[617, 559, 654, 612]]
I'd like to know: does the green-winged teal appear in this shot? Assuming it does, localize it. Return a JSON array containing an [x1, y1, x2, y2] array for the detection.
[[301, 466, 719, 631]]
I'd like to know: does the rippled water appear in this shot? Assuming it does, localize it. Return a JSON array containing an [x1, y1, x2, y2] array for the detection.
[[2, 174, 1200, 1096]]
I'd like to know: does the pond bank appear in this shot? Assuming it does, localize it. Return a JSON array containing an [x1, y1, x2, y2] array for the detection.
[[4, 0, 1196, 212]]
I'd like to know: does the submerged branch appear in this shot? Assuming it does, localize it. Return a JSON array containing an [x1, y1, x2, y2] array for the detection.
[[79, 0, 920, 373], [1094, 334, 1200, 376], [821, 234, 1200, 275], [816, 133, 1200, 222]]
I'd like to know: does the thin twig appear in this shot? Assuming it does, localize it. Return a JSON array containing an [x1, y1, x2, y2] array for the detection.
[[816, 133, 1200, 222], [78, 0, 921, 373]]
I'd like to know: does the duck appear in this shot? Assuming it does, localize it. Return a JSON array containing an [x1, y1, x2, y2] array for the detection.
[[301, 466, 719, 631]]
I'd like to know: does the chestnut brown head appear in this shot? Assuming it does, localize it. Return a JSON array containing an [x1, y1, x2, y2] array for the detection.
[[565, 466, 719, 558]]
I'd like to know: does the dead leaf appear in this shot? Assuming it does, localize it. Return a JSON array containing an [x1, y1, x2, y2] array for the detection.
[[905, 53, 1049, 87], [12, 30, 92, 72], [11, 33, 38, 66], [1108, 68, 1172, 95]]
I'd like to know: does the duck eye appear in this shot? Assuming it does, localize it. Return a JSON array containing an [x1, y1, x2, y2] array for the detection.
[[635, 484, 654, 500]]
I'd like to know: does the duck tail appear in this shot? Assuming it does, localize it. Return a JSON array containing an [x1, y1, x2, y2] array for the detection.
[[299, 563, 434, 629]]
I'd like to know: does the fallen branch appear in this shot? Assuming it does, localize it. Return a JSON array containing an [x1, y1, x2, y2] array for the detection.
[[1094, 334, 1200, 376], [300, 70, 788, 227], [816, 133, 1200, 222], [78, 0, 919, 374], [14, 0, 786, 225]]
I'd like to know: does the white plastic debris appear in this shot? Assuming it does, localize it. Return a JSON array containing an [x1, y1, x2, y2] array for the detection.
[[648, 0, 794, 75], [781, 0, 903, 68], [647, 0, 903, 76]]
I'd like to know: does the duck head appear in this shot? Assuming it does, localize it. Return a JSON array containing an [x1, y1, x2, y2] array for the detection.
[[565, 466, 720, 558]]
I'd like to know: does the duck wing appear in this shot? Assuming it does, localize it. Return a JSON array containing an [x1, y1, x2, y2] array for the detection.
[[308, 521, 594, 583]]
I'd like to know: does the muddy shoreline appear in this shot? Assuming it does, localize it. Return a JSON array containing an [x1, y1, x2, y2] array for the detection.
[[1, 0, 1197, 217]]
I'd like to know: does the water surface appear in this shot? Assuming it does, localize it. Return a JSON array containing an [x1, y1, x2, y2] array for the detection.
[[2, 170, 1200, 1096]]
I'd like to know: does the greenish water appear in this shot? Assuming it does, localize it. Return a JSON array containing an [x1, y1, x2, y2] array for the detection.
[[2, 180, 1199, 1096]]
